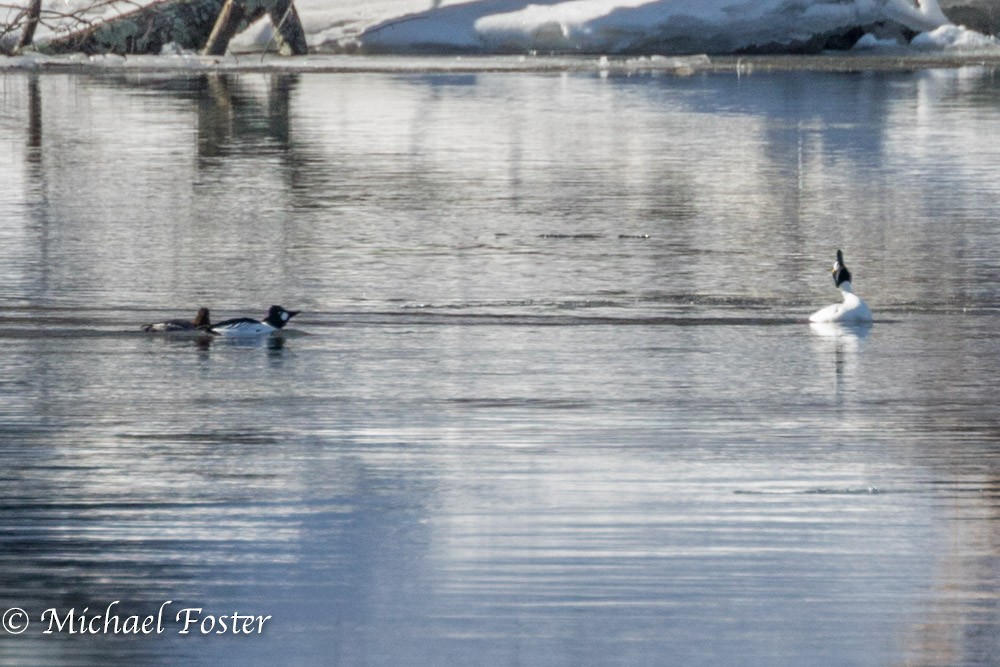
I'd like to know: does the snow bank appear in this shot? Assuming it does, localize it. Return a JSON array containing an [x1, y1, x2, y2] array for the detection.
[[5, 0, 998, 57], [910, 23, 999, 48], [354, 0, 974, 55]]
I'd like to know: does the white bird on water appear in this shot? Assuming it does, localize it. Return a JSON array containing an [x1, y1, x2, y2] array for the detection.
[[208, 305, 299, 337], [809, 250, 872, 324]]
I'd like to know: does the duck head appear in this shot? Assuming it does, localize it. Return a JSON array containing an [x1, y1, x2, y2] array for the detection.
[[264, 305, 300, 329], [832, 249, 852, 288]]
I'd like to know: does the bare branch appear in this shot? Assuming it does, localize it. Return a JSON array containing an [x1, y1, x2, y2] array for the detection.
[[2, 0, 147, 51], [2, 0, 305, 56]]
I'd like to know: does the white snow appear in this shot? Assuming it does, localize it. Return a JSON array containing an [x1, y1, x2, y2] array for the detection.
[[3, 0, 999, 56], [343, 0, 985, 54], [910, 23, 999, 49]]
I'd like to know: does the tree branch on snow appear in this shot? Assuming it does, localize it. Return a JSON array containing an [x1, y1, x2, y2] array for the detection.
[[1, 0, 305, 56]]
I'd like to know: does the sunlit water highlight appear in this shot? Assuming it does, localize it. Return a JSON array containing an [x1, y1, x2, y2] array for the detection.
[[1, 62, 1000, 665]]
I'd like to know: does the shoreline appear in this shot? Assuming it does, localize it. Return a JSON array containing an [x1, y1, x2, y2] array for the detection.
[[3, 51, 1000, 75]]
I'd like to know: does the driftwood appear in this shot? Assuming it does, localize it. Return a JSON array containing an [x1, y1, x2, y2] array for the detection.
[[36, 0, 306, 56], [13, 0, 41, 53]]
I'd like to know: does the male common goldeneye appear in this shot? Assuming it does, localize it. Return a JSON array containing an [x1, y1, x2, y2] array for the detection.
[[208, 305, 299, 337], [141, 307, 211, 333], [808, 250, 872, 324]]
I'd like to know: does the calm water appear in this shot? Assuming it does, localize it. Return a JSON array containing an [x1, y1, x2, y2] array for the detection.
[[1, 61, 1000, 666]]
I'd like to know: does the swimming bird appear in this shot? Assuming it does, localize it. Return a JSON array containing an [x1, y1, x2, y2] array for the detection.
[[809, 250, 872, 324], [208, 305, 299, 337], [141, 307, 211, 333]]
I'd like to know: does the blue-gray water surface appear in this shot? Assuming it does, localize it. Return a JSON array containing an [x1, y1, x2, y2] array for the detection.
[[1, 62, 1000, 666]]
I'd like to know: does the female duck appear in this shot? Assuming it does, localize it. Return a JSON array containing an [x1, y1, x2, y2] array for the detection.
[[809, 250, 872, 324], [142, 307, 211, 332]]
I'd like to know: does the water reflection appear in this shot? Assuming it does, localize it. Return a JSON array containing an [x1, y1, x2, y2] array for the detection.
[[26, 74, 41, 153], [195, 73, 297, 158], [2, 64, 1000, 665], [808, 320, 870, 406]]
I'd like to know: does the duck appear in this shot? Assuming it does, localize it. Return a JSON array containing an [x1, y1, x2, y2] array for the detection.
[[208, 305, 299, 337], [809, 250, 872, 324], [141, 307, 211, 333]]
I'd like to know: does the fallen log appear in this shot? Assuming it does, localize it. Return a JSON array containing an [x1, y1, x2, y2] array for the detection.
[[36, 0, 306, 56], [203, 0, 305, 56], [202, 0, 245, 55], [14, 0, 42, 54]]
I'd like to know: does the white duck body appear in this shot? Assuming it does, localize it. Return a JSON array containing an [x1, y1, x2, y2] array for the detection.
[[208, 305, 299, 337], [809, 281, 872, 324], [209, 319, 280, 336]]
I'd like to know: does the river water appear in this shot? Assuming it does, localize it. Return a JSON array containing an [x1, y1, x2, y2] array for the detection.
[[1, 60, 999, 665]]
